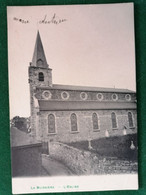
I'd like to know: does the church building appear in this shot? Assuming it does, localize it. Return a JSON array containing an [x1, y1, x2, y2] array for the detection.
[[29, 31, 137, 143]]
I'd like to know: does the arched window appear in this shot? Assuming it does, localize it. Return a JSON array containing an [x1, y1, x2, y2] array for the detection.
[[92, 113, 99, 130], [128, 112, 134, 128], [38, 72, 44, 81], [111, 112, 117, 129], [48, 114, 55, 133], [71, 113, 78, 132]]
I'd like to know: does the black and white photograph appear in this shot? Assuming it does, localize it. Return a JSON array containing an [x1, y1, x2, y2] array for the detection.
[[7, 3, 138, 194]]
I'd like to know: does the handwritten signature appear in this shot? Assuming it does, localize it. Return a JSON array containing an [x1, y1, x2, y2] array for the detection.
[[39, 14, 67, 24], [13, 14, 67, 25]]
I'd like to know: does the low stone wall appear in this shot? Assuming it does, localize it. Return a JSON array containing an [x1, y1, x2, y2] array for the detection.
[[99, 158, 138, 174], [49, 142, 138, 175], [49, 142, 102, 175]]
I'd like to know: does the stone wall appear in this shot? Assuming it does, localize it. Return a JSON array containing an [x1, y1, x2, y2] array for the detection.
[[29, 66, 52, 88], [49, 142, 138, 175], [29, 66, 52, 136], [100, 158, 138, 174], [35, 88, 136, 102], [38, 110, 137, 143], [49, 142, 101, 175]]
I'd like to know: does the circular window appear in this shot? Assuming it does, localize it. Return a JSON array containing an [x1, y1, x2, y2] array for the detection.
[[112, 93, 118, 101], [61, 91, 70, 100], [80, 92, 88, 100], [42, 90, 52, 100], [96, 93, 103, 101], [125, 94, 131, 101]]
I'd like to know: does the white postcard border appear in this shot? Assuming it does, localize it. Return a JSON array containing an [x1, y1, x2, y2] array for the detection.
[[12, 174, 138, 194]]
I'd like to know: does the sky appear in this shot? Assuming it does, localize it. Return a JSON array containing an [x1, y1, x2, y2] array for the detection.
[[7, 3, 136, 118]]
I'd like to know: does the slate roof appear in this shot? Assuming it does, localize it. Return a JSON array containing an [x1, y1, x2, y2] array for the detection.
[[39, 100, 136, 111], [38, 84, 135, 93], [31, 31, 48, 68]]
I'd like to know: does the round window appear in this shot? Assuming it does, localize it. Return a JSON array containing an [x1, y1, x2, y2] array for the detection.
[[61, 91, 70, 100], [42, 90, 52, 100], [125, 94, 131, 101], [80, 92, 88, 100], [112, 93, 118, 101], [96, 93, 103, 101]]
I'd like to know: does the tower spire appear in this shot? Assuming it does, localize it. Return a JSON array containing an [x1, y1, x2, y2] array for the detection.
[[31, 31, 48, 68]]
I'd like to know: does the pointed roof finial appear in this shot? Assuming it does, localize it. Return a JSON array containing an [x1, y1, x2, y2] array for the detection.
[[31, 31, 48, 68]]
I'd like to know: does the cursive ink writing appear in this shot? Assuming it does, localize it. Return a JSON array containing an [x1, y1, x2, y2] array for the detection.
[[39, 14, 67, 25], [13, 14, 67, 25], [13, 17, 29, 24]]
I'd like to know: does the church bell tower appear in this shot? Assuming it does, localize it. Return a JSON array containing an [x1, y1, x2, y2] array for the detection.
[[28, 31, 52, 137], [29, 31, 52, 87]]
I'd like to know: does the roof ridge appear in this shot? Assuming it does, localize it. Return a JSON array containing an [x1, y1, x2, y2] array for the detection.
[[51, 84, 135, 93]]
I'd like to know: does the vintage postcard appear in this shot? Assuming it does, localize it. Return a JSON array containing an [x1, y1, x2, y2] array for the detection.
[[7, 3, 138, 194]]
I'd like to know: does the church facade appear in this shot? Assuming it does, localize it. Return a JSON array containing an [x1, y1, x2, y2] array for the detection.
[[29, 32, 137, 143]]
